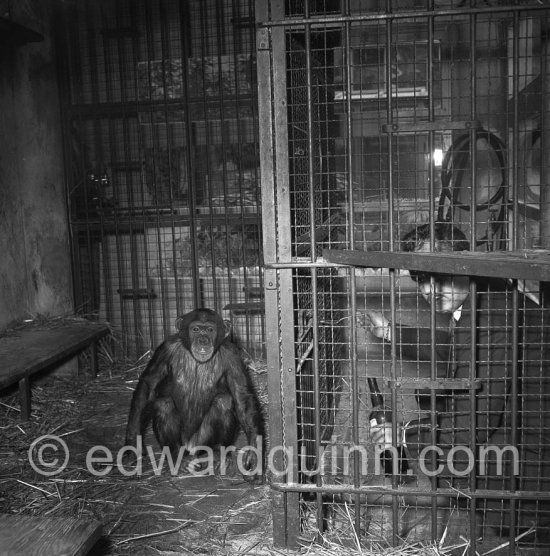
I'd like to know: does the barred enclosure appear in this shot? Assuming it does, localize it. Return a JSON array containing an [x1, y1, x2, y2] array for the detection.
[[257, 0, 550, 553], [57, 0, 264, 358]]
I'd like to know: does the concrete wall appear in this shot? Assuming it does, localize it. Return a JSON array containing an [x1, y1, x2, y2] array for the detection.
[[0, 0, 73, 330]]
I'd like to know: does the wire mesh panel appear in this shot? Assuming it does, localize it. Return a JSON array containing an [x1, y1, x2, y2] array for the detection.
[[257, 0, 550, 553], [285, 27, 345, 485], [58, 0, 264, 358]]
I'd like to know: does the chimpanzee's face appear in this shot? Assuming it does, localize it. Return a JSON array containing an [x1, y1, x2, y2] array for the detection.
[[189, 320, 218, 362]]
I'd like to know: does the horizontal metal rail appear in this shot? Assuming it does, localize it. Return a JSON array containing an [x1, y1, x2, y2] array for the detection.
[[258, 3, 548, 29], [272, 482, 550, 501]]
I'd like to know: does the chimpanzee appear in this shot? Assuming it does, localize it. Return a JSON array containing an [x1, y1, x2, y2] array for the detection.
[[125, 308, 262, 478]]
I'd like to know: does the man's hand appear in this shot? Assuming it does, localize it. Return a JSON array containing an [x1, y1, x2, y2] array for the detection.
[[364, 311, 391, 341], [370, 422, 393, 448], [370, 422, 405, 450]]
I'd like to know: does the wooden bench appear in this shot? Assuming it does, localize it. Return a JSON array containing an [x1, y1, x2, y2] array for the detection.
[[0, 514, 102, 556], [0, 320, 110, 420]]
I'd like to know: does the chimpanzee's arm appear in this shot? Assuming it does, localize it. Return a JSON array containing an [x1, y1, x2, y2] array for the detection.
[[221, 341, 260, 445], [125, 339, 175, 445]]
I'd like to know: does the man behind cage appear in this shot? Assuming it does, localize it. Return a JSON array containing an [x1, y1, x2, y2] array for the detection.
[[365, 222, 550, 541]]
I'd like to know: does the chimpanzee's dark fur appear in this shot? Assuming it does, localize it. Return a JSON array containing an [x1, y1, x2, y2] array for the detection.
[[125, 308, 261, 476]]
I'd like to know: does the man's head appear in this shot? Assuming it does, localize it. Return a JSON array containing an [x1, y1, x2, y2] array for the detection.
[[402, 223, 471, 314]]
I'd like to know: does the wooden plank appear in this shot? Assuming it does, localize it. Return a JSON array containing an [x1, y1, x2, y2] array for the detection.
[[0, 514, 102, 556], [0, 322, 109, 390], [323, 248, 550, 282]]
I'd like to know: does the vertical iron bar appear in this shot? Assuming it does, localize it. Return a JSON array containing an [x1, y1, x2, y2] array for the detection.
[[342, 0, 361, 536], [177, 0, 201, 310], [198, 0, 215, 309], [118, 2, 155, 347], [511, 11, 520, 253], [54, 4, 85, 315], [468, 7, 478, 553], [467, 277, 477, 556], [425, 1, 438, 520], [255, 0, 290, 546], [127, 4, 156, 340], [214, 0, 230, 314], [230, 0, 249, 321], [99, 2, 137, 355], [146, 2, 165, 346], [302, 9, 324, 535], [425, 4, 441, 541], [542, 14, 550, 249], [508, 12, 519, 556], [508, 282, 520, 556], [82, 2, 111, 343], [258, 0, 300, 546], [383, 2, 400, 544], [159, 0, 179, 344]]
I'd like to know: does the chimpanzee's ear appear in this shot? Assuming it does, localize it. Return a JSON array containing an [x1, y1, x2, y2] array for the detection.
[[223, 319, 232, 338], [175, 316, 185, 331]]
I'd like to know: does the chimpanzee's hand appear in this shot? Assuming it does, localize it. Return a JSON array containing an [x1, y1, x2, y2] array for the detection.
[[240, 446, 263, 483]]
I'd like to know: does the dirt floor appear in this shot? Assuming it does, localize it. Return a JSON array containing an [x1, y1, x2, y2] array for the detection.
[[0, 322, 546, 556]]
